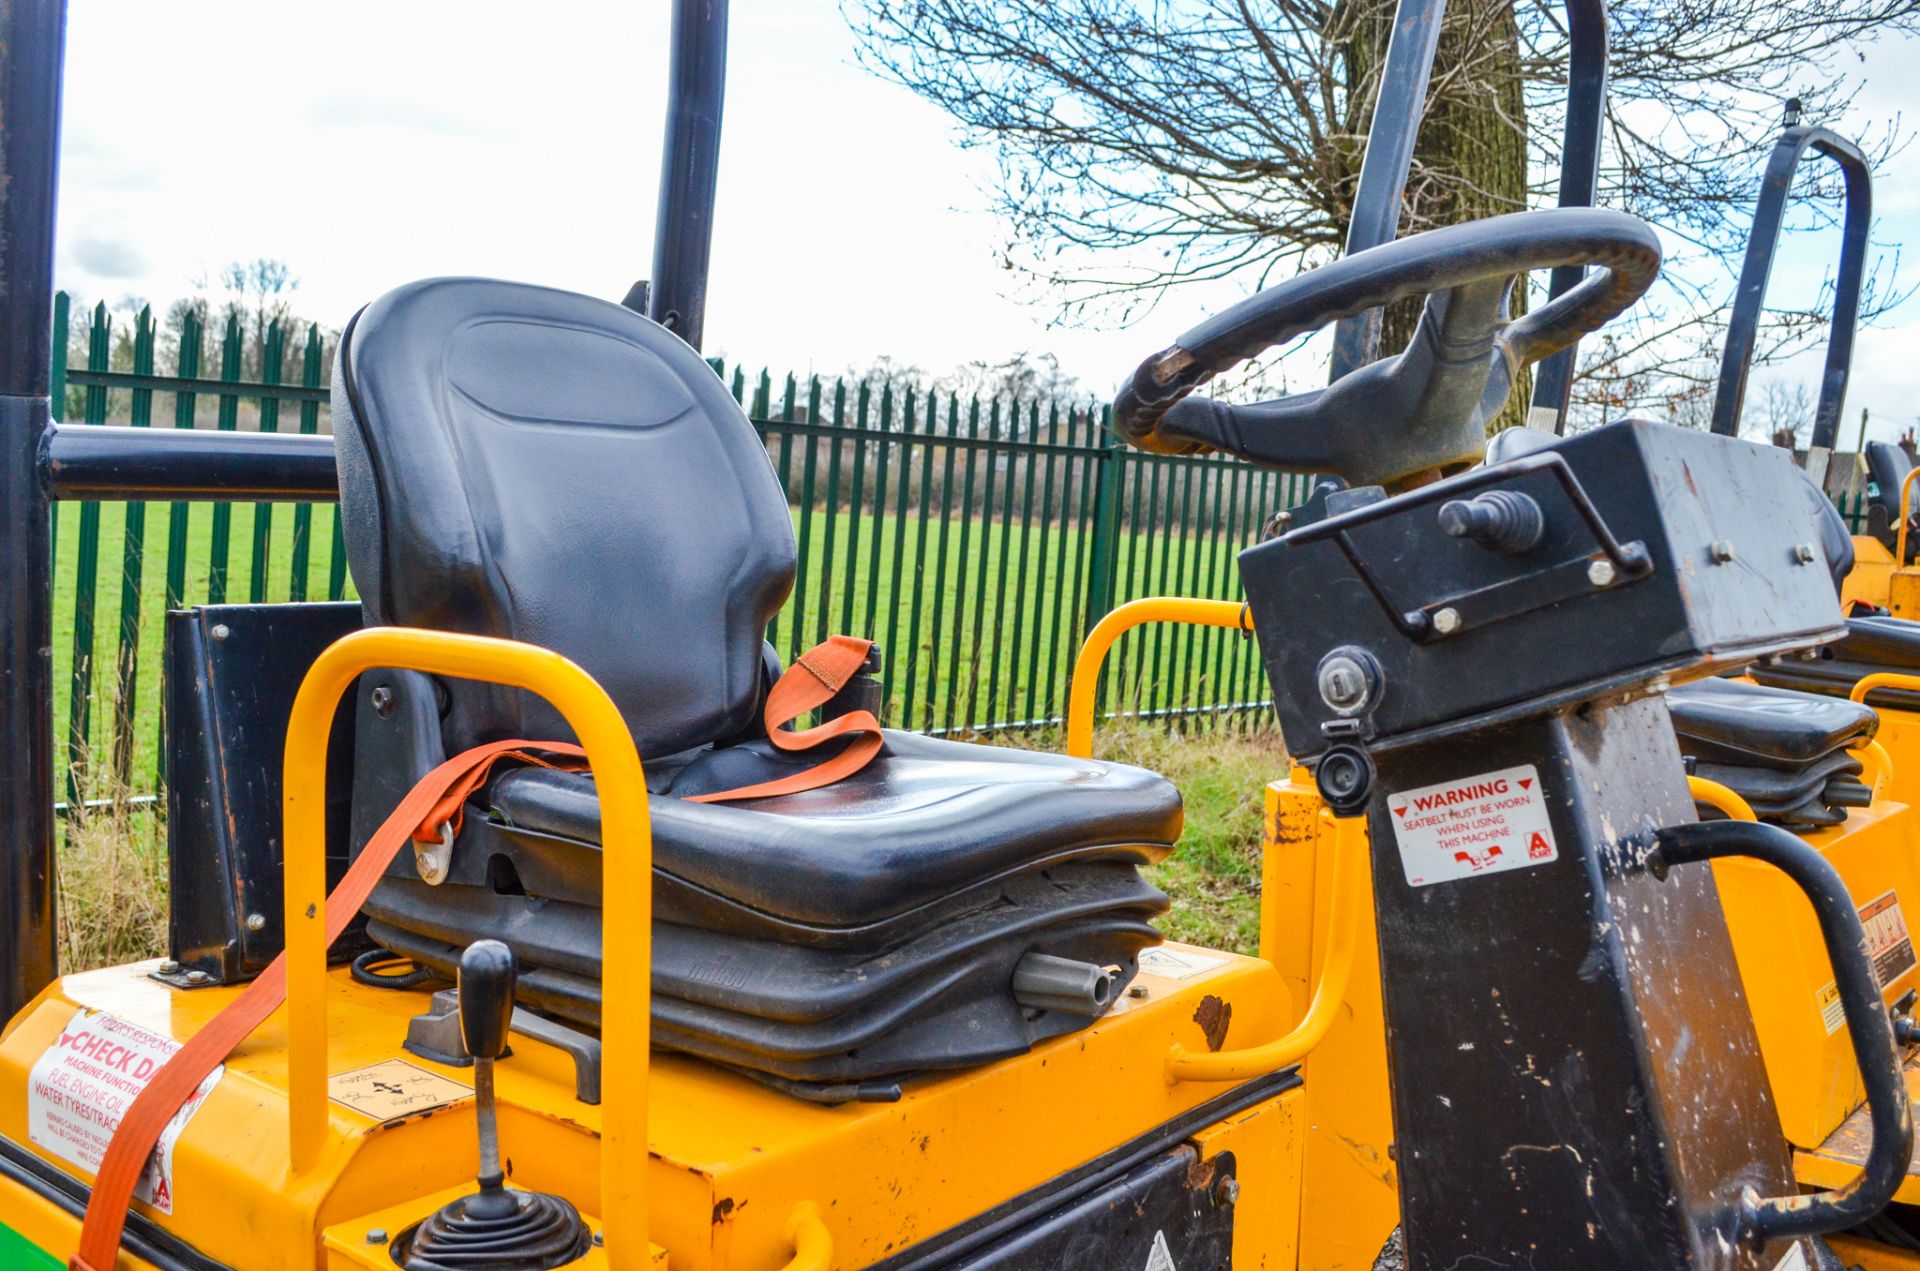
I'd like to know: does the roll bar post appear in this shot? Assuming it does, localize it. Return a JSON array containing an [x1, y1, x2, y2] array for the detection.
[[0, 0, 68, 1022]]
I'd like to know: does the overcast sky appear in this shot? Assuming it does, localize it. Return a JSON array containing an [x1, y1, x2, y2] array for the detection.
[[51, 0, 1920, 445]]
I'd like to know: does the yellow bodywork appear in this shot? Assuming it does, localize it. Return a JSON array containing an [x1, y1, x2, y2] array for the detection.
[[0, 945, 1302, 1269], [1847, 534, 1898, 612], [0, 624, 1310, 1269]]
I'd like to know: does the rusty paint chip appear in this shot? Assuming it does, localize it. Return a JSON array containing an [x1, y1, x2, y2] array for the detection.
[[1192, 994, 1232, 1052]]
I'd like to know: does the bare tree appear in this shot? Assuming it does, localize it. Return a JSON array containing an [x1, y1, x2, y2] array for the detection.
[[218, 258, 300, 378], [1748, 379, 1817, 447], [849, 0, 1919, 423]]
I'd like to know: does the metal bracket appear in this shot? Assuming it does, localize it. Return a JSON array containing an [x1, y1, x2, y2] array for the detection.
[[404, 988, 602, 1105]]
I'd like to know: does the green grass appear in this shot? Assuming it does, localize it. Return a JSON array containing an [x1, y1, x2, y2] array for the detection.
[[1027, 721, 1280, 954], [54, 499, 1271, 795], [52, 499, 352, 799]]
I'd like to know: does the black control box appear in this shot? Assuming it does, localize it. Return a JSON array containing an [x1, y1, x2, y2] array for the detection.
[[1241, 420, 1845, 758]]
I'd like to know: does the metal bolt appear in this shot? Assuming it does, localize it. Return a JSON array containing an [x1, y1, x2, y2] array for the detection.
[[366, 1228, 387, 1245], [245, 912, 267, 932], [1431, 607, 1462, 637], [1794, 542, 1817, 564], [1317, 654, 1371, 713], [209, 623, 231, 642], [1587, 559, 1617, 588], [1263, 508, 1294, 539], [158, 960, 180, 975], [1213, 1176, 1241, 1208], [184, 969, 212, 986], [370, 684, 396, 718], [1128, 984, 1150, 999], [1709, 540, 1736, 564], [593, 1231, 605, 1248]]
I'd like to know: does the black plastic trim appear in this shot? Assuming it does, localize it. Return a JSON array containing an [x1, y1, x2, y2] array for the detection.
[[868, 1068, 1301, 1269], [0, 1135, 235, 1271]]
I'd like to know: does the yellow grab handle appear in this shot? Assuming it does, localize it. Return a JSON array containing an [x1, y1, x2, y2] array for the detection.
[[283, 627, 654, 1270], [1898, 465, 1920, 569], [782, 1201, 833, 1271], [1853, 738, 1894, 801], [1067, 597, 1251, 758], [1852, 671, 1920, 706], [1688, 775, 1758, 822], [1169, 809, 1362, 1082]]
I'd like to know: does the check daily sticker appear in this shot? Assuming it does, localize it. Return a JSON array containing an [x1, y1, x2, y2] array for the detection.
[[27, 1007, 222, 1214], [1386, 764, 1558, 887]]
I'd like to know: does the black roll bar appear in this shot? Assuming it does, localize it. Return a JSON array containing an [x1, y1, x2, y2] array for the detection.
[[1329, 0, 1610, 431], [1709, 121, 1872, 455], [0, 0, 68, 1020], [647, 0, 730, 352]]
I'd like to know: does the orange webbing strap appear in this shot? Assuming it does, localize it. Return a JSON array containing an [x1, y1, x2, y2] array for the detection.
[[72, 637, 880, 1269], [686, 634, 883, 803], [70, 738, 579, 1271]]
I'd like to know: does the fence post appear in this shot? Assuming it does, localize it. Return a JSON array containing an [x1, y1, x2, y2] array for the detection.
[[1083, 407, 1125, 630]]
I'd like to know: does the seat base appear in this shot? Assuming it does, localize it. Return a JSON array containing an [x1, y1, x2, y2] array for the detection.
[[1667, 678, 1876, 828]]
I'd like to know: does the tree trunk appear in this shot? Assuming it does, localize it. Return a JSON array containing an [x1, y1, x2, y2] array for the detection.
[[1334, 0, 1532, 432]]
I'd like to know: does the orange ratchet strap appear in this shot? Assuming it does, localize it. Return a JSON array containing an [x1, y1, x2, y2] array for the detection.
[[72, 635, 881, 1271]]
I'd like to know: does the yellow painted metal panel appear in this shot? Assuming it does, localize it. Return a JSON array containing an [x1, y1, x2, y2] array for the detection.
[[0, 942, 1290, 1270]]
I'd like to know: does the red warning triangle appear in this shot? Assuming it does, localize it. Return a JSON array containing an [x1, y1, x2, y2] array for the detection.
[[1518, 778, 1533, 790], [1394, 806, 1408, 818]]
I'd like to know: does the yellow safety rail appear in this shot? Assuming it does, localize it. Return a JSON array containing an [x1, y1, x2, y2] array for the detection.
[[282, 628, 656, 1269], [1897, 466, 1920, 570], [1065, 597, 1251, 759], [1854, 738, 1894, 800], [1689, 775, 1758, 822], [782, 1202, 833, 1271], [1853, 672, 1920, 709], [1170, 807, 1364, 1082], [1063, 595, 1360, 1083]]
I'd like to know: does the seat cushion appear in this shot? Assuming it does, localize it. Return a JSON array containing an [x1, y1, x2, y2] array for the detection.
[[489, 729, 1183, 929], [1665, 677, 1876, 768]]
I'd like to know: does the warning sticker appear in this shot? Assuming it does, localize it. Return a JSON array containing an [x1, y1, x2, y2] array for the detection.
[[27, 1007, 222, 1214], [1138, 948, 1228, 981], [1817, 981, 1846, 1036], [1860, 891, 1917, 990], [328, 1059, 470, 1123], [1773, 1242, 1810, 1271], [1386, 764, 1558, 888], [1143, 1228, 1178, 1271]]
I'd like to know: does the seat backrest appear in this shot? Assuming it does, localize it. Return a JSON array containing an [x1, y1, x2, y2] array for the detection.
[[1866, 440, 1914, 551], [333, 278, 796, 757]]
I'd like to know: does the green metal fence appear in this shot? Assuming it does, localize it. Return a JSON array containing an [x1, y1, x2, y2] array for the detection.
[[52, 294, 1306, 805]]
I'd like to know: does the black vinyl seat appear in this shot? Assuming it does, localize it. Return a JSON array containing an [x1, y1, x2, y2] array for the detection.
[[1866, 441, 1916, 559], [332, 278, 1180, 1098], [1751, 615, 1920, 710], [1666, 678, 1876, 828]]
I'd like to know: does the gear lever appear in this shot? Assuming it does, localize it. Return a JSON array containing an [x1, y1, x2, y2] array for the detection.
[[396, 941, 591, 1270]]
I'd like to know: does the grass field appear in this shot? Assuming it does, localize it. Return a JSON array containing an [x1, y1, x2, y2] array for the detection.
[[54, 496, 1273, 797]]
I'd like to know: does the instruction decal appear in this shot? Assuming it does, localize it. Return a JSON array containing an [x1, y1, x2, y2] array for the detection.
[[1860, 891, 1917, 989], [27, 1007, 222, 1215], [1138, 947, 1228, 981], [329, 1059, 471, 1123], [1817, 981, 1846, 1036], [1387, 764, 1557, 888]]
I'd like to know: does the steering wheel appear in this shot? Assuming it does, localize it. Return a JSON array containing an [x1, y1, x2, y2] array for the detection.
[[1111, 208, 1663, 490]]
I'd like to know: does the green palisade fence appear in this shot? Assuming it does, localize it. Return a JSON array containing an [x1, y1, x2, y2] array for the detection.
[[50, 296, 1301, 806], [50, 292, 1884, 806]]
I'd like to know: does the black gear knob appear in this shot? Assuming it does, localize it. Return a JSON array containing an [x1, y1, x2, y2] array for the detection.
[[458, 939, 517, 1062]]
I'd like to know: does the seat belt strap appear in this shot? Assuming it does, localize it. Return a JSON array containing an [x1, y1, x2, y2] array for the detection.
[[72, 635, 882, 1269]]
